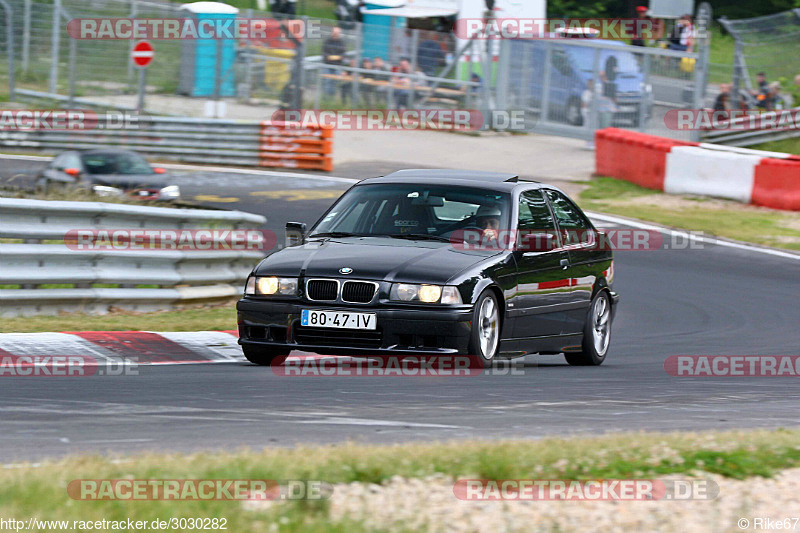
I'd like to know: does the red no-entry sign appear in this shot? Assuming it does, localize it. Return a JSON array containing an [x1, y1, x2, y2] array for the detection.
[[131, 41, 154, 68]]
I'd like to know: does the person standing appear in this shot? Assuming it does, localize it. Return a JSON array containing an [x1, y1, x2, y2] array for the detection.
[[417, 33, 445, 76], [631, 6, 650, 47], [322, 26, 347, 97]]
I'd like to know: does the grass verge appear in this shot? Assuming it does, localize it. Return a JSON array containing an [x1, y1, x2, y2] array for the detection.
[[0, 302, 238, 333], [2, 429, 800, 531], [578, 177, 800, 251], [750, 136, 800, 156]]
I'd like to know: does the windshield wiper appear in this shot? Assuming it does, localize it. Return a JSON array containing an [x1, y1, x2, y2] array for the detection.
[[384, 233, 451, 242], [308, 232, 364, 238]]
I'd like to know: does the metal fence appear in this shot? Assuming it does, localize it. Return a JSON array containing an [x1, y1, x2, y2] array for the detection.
[[495, 35, 710, 142], [719, 9, 800, 108], [0, 197, 265, 316], [1, 0, 717, 143]]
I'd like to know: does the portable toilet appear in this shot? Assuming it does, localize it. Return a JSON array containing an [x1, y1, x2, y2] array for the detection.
[[178, 2, 239, 97], [361, 0, 406, 61]]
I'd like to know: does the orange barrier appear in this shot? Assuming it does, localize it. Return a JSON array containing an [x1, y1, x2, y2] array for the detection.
[[595, 128, 698, 191], [258, 122, 334, 171], [753, 158, 800, 211]]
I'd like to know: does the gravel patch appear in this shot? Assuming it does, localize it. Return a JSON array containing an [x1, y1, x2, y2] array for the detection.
[[245, 469, 800, 532]]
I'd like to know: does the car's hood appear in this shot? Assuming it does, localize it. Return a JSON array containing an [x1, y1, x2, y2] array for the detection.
[[89, 174, 169, 190], [254, 237, 500, 285]]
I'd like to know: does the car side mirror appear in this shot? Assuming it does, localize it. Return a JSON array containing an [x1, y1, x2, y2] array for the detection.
[[515, 231, 557, 252], [153, 167, 166, 174], [64, 168, 81, 177], [285, 222, 307, 247]]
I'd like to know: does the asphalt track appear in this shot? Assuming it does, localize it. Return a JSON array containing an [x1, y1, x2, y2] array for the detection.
[[2, 158, 800, 462]]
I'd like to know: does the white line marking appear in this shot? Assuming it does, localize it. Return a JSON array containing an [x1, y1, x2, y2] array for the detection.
[[296, 417, 466, 429], [587, 211, 800, 261], [74, 439, 154, 444]]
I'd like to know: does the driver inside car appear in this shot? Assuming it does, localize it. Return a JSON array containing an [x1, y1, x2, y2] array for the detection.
[[475, 205, 501, 242]]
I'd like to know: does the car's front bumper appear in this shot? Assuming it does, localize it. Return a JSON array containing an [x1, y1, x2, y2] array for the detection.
[[237, 299, 474, 355]]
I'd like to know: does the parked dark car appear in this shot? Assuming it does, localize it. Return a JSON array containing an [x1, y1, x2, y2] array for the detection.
[[237, 170, 619, 367], [37, 149, 180, 201]]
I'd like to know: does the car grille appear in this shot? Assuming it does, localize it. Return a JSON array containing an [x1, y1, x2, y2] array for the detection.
[[342, 281, 376, 303], [307, 279, 338, 301], [295, 327, 383, 349]]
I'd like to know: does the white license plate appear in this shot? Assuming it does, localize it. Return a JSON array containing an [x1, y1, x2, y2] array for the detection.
[[301, 309, 377, 330], [618, 106, 637, 113]]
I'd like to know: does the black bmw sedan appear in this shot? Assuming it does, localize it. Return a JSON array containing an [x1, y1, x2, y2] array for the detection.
[[237, 170, 619, 367]]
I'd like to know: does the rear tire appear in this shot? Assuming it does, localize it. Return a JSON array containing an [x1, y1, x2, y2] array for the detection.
[[468, 290, 501, 368], [242, 345, 290, 366], [565, 291, 612, 366]]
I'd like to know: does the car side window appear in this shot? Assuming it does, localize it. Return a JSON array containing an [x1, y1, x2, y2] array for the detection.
[[552, 49, 571, 76], [50, 154, 67, 170], [61, 153, 81, 170], [545, 189, 594, 246], [518, 190, 557, 250]]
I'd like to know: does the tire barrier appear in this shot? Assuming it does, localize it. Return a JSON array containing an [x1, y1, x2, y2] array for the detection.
[[259, 121, 333, 171], [595, 128, 800, 211]]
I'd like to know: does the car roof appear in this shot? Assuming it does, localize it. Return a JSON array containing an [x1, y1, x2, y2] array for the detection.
[[360, 169, 543, 192]]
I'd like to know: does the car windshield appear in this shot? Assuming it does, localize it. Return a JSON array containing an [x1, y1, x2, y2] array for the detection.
[[310, 183, 511, 240], [81, 152, 154, 175]]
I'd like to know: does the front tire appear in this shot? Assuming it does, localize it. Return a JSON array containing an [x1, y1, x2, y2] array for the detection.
[[242, 345, 290, 366], [468, 290, 501, 368], [565, 291, 612, 366]]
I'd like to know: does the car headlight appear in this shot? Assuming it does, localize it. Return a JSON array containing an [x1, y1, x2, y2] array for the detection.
[[158, 185, 180, 199], [244, 276, 298, 296], [389, 284, 462, 304], [92, 185, 124, 197]]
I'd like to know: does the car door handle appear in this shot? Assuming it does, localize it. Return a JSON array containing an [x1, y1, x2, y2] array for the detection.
[[560, 258, 569, 269]]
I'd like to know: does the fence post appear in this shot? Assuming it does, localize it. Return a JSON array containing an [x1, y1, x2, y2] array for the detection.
[[691, 2, 712, 142], [49, 0, 61, 95], [495, 39, 509, 111], [638, 54, 651, 133], [481, 9, 493, 130], [22, 0, 30, 73], [540, 42, 553, 124], [0, 0, 14, 101], [588, 48, 601, 142], [128, 0, 138, 83], [68, 35, 77, 107], [351, 26, 362, 105]]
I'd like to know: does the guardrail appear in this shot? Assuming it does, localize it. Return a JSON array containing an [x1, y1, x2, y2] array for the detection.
[[0, 198, 267, 317], [701, 107, 800, 147], [0, 115, 334, 171]]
